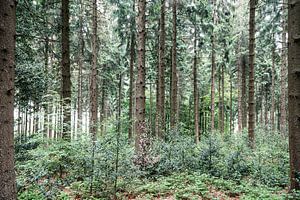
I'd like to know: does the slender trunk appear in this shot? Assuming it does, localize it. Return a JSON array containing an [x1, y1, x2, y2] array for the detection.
[[77, 0, 84, 134], [128, 0, 136, 141], [271, 39, 276, 131], [288, 0, 300, 190], [117, 74, 122, 133], [230, 71, 233, 134], [193, 25, 199, 143], [264, 87, 268, 129], [170, 0, 178, 130], [248, 0, 256, 148], [221, 63, 225, 134], [100, 74, 106, 135], [241, 55, 247, 129], [61, 0, 71, 140], [90, 0, 98, 141], [280, 0, 287, 134], [0, 0, 17, 198], [155, 0, 166, 138], [237, 51, 242, 132], [135, 0, 146, 151], [211, 0, 216, 132]]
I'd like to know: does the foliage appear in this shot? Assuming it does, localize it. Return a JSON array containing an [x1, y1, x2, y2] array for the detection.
[[16, 128, 289, 199]]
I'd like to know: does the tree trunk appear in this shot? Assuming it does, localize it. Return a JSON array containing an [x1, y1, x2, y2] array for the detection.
[[288, 0, 300, 190], [280, 0, 287, 134], [193, 24, 199, 143], [237, 50, 242, 132], [241, 55, 247, 130], [221, 63, 225, 134], [211, 0, 216, 132], [135, 0, 146, 151], [170, 0, 178, 130], [128, 0, 136, 141], [271, 39, 276, 131], [90, 0, 98, 141], [248, 0, 256, 148], [77, 0, 84, 134], [155, 0, 166, 139], [61, 0, 71, 140], [0, 0, 17, 198]]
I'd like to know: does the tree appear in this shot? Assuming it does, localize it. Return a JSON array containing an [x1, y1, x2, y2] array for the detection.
[[280, 0, 287, 134], [288, 0, 300, 190], [90, 0, 98, 141], [77, 0, 84, 134], [170, 0, 178, 130], [135, 0, 146, 151], [248, 0, 256, 147], [61, 0, 71, 140], [155, 0, 166, 139], [210, 0, 216, 131], [193, 24, 200, 143], [128, 0, 136, 141], [0, 0, 17, 198]]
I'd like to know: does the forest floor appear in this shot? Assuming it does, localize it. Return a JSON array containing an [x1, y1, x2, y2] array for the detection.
[[114, 172, 288, 200]]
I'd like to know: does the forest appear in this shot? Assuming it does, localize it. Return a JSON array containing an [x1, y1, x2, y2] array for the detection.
[[0, 0, 300, 199]]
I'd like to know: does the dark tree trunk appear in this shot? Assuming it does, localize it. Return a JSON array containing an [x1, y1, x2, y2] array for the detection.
[[248, 0, 256, 148], [135, 0, 146, 151], [170, 0, 178, 130], [288, 0, 300, 190], [0, 0, 17, 198], [271, 39, 276, 131], [155, 0, 166, 139], [128, 0, 136, 141], [280, 0, 287, 134], [90, 0, 98, 141], [61, 0, 71, 140], [241, 55, 247, 130], [211, 0, 216, 132], [77, 0, 84, 134], [193, 24, 199, 143]]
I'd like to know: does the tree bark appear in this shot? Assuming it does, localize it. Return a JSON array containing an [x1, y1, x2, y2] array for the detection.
[[241, 55, 247, 130], [0, 0, 17, 198], [77, 0, 84, 134], [193, 24, 199, 143], [155, 0, 166, 139], [271, 38, 276, 131], [61, 0, 71, 140], [288, 0, 300, 190], [211, 0, 216, 132], [280, 0, 287, 134], [170, 0, 178, 130], [248, 0, 256, 148], [90, 0, 98, 141], [237, 50, 242, 132], [128, 0, 136, 141], [135, 0, 146, 151]]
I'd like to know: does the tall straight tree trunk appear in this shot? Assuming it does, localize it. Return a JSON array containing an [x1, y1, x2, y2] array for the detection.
[[117, 74, 122, 133], [128, 0, 136, 141], [280, 0, 287, 134], [271, 40, 276, 131], [241, 55, 247, 129], [77, 0, 84, 134], [61, 0, 71, 140], [288, 0, 300, 190], [155, 0, 166, 138], [221, 63, 225, 134], [193, 25, 200, 143], [211, 0, 216, 132], [248, 0, 256, 148], [90, 0, 98, 141], [135, 0, 146, 151], [230, 70, 233, 133], [170, 0, 178, 130], [0, 0, 17, 198], [237, 52, 242, 132]]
